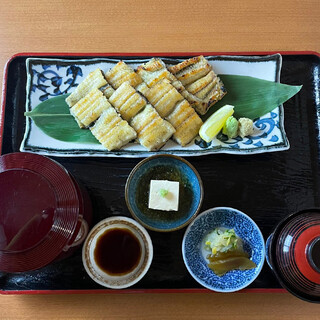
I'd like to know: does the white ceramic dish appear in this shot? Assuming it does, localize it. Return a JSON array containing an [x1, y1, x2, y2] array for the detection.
[[82, 216, 153, 289]]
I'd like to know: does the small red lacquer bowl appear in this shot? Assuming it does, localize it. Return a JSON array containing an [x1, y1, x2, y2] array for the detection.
[[0, 152, 91, 273], [266, 208, 320, 303]]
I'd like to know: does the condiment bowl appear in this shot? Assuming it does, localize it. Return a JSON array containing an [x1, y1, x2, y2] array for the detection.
[[82, 216, 153, 289], [266, 208, 320, 303], [182, 207, 265, 292], [125, 154, 203, 232]]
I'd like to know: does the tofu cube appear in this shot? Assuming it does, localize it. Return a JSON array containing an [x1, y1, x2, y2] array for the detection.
[[148, 180, 179, 211]]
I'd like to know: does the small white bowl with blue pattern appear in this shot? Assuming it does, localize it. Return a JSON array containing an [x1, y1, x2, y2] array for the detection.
[[182, 207, 265, 292]]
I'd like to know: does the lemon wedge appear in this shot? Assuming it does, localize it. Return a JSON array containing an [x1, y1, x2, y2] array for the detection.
[[199, 105, 235, 142]]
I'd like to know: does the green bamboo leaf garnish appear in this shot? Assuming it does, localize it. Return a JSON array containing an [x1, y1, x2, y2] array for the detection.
[[203, 75, 302, 121], [24, 94, 99, 144]]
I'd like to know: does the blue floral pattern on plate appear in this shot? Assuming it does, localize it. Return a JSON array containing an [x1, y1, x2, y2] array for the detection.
[[32, 65, 83, 101], [182, 207, 265, 292], [21, 55, 289, 157]]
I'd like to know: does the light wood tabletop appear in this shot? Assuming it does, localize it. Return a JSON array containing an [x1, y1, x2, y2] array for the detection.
[[0, 0, 319, 319]]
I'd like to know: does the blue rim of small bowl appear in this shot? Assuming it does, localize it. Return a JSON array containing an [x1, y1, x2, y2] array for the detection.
[[125, 154, 204, 232], [182, 207, 265, 292]]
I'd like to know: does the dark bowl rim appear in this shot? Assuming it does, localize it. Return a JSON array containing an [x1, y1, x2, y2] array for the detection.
[[125, 154, 204, 232], [267, 207, 320, 303]]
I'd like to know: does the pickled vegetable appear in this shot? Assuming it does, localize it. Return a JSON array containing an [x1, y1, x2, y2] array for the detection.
[[204, 228, 257, 276], [207, 255, 257, 276], [204, 228, 238, 254]]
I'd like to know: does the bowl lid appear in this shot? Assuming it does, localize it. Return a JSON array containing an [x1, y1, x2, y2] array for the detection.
[[271, 209, 320, 302], [0, 152, 80, 272]]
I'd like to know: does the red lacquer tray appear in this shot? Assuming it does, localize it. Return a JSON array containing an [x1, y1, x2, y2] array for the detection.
[[0, 52, 319, 294]]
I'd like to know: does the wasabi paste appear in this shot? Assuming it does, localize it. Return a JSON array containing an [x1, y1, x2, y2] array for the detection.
[[222, 116, 239, 139]]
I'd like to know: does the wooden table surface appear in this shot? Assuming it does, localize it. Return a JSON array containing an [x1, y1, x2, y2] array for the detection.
[[0, 0, 319, 319]]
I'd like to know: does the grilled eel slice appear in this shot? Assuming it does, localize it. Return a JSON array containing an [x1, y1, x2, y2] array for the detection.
[[137, 57, 226, 115], [168, 56, 227, 115], [66, 69, 107, 108], [108, 81, 175, 151], [136, 58, 185, 95], [108, 82, 147, 122], [90, 107, 137, 151], [144, 79, 184, 118], [105, 61, 143, 90], [66, 68, 137, 151], [139, 77, 203, 147], [130, 104, 175, 151], [166, 99, 203, 147], [70, 88, 111, 128], [70, 88, 136, 151]]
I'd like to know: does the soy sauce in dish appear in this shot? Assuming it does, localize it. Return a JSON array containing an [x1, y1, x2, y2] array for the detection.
[[94, 228, 141, 275]]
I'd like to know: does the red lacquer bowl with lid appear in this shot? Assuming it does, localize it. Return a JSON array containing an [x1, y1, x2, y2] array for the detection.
[[0, 152, 91, 273], [266, 208, 320, 303]]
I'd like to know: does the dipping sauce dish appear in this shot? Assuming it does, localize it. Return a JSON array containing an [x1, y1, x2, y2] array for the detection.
[[82, 216, 153, 289]]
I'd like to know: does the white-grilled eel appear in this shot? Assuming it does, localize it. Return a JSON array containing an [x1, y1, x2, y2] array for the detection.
[[168, 56, 227, 115], [166, 100, 203, 146], [136, 58, 188, 96], [102, 83, 115, 99], [66, 69, 107, 107], [70, 88, 111, 128], [108, 82, 147, 122], [135, 58, 204, 115], [105, 61, 143, 90], [136, 58, 172, 87], [90, 108, 136, 151], [144, 79, 184, 118], [107, 81, 174, 151], [130, 104, 175, 151], [142, 79, 203, 146]]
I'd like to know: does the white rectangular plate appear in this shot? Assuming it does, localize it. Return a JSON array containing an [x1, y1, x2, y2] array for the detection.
[[20, 54, 289, 157]]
